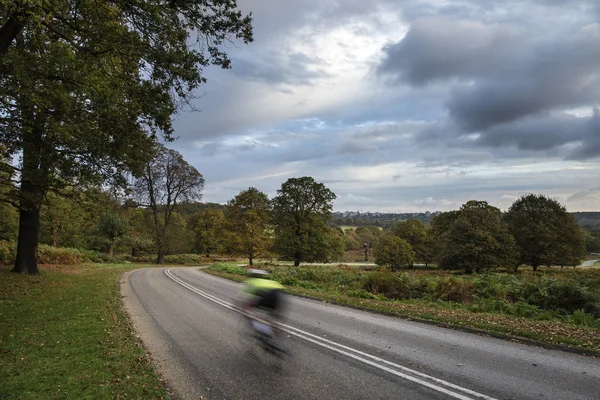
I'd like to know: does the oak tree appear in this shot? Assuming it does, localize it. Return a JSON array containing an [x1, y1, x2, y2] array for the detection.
[[271, 177, 337, 266], [504, 194, 586, 271], [1, 1, 252, 274], [224, 187, 271, 266]]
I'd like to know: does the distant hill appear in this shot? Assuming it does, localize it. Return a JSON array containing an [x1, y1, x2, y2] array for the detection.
[[332, 211, 441, 229], [571, 212, 600, 231]]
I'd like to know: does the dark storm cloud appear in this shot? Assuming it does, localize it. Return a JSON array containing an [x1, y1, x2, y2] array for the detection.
[[446, 33, 600, 131], [378, 18, 518, 85], [379, 14, 600, 160]]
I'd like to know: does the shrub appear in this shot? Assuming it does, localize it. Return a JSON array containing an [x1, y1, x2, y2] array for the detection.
[[164, 254, 207, 265], [210, 263, 249, 276], [0, 240, 16, 265], [429, 277, 475, 303], [38, 245, 91, 264], [363, 271, 424, 300]]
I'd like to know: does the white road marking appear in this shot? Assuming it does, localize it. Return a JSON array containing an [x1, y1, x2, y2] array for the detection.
[[164, 269, 497, 400]]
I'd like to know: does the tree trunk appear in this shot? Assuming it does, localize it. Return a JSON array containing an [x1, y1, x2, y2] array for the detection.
[[132, 247, 138, 257], [532, 264, 539, 272], [0, 12, 27, 58], [12, 204, 41, 274], [249, 252, 253, 266], [12, 108, 45, 275], [157, 247, 165, 264], [108, 243, 114, 257]]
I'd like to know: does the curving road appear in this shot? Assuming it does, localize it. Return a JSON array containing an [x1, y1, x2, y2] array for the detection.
[[121, 268, 600, 400]]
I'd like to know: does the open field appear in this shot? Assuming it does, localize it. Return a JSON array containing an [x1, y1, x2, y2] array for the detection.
[[0, 264, 170, 400], [206, 263, 600, 353]]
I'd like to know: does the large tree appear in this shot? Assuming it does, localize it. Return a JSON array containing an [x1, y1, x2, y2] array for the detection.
[[436, 201, 517, 274], [224, 187, 271, 266], [1, 1, 252, 274], [375, 235, 414, 272], [97, 212, 128, 257], [504, 194, 586, 271], [134, 145, 204, 264], [394, 219, 428, 268], [271, 177, 337, 266], [190, 208, 226, 258]]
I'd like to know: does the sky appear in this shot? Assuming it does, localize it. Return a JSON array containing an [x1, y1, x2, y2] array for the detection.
[[170, 0, 600, 213]]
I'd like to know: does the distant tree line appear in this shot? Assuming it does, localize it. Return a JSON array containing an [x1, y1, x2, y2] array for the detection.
[[1, 143, 594, 273], [370, 195, 589, 273]]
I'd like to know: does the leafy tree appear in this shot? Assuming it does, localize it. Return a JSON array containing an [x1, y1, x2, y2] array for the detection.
[[428, 211, 459, 264], [584, 231, 600, 254], [375, 236, 414, 272], [504, 194, 586, 271], [1, 1, 252, 274], [271, 177, 337, 266], [163, 212, 194, 256], [97, 213, 128, 256], [344, 230, 362, 251], [317, 227, 344, 263], [134, 145, 204, 264], [124, 208, 155, 257], [224, 187, 271, 265], [394, 219, 428, 268], [0, 201, 18, 241], [437, 201, 517, 274], [355, 226, 380, 248], [190, 209, 226, 257]]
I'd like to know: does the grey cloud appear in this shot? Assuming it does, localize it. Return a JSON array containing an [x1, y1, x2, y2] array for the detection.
[[566, 109, 600, 160], [447, 34, 600, 131], [380, 17, 600, 131], [379, 18, 518, 85], [568, 187, 600, 203], [232, 51, 333, 86], [337, 140, 379, 155], [418, 112, 600, 160]]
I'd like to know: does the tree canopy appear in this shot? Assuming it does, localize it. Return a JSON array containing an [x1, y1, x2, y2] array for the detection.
[[271, 177, 338, 266], [224, 187, 271, 265], [134, 145, 204, 264], [1, 0, 252, 274], [394, 219, 428, 268], [504, 194, 586, 270], [375, 236, 414, 271], [435, 201, 517, 274]]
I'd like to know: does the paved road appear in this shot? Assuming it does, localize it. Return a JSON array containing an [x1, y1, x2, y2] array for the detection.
[[121, 268, 600, 400], [580, 259, 599, 267]]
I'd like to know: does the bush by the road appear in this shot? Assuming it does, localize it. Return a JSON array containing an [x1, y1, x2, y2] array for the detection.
[[0, 241, 117, 265], [214, 263, 600, 327]]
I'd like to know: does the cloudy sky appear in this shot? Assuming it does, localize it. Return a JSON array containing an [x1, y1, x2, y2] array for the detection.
[[170, 0, 600, 212]]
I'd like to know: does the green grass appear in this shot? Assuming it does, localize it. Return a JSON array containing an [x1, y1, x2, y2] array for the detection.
[[206, 263, 600, 353], [0, 264, 170, 400], [594, 260, 600, 266]]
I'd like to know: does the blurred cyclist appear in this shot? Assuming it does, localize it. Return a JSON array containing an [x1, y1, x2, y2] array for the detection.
[[242, 269, 285, 339]]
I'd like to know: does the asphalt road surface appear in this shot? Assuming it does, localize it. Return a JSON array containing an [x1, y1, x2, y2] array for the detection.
[[121, 267, 600, 400]]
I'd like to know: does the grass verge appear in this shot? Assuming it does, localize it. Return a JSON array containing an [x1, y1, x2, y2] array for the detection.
[[0, 264, 170, 400], [205, 263, 600, 354]]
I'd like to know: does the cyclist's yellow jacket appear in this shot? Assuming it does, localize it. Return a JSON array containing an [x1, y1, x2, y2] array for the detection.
[[244, 278, 284, 296]]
